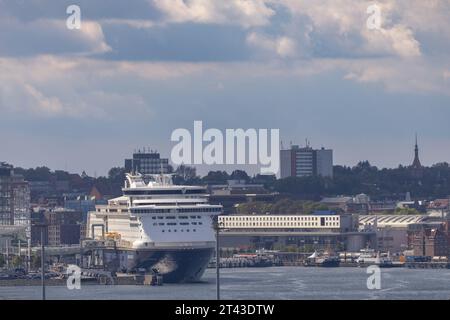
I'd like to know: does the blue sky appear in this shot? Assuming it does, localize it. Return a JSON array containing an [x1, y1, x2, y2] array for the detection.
[[0, 0, 449, 176]]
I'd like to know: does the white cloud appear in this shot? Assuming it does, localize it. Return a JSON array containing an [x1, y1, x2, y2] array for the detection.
[[0, 17, 111, 56], [246, 32, 297, 58], [152, 0, 275, 27]]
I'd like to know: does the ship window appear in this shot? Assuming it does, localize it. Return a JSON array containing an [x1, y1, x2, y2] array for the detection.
[[192, 222, 197, 225], [157, 216, 164, 219], [152, 217, 156, 220], [186, 229, 190, 232], [158, 223, 165, 226], [197, 216, 201, 219], [193, 229, 196, 232], [180, 222, 189, 226], [166, 216, 176, 219], [190, 216, 197, 219], [162, 230, 165, 232], [167, 222, 177, 226], [179, 216, 189, 219]]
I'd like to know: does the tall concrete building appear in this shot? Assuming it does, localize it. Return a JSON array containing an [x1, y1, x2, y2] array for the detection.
[[124, 150, 169, 174], [0, 162, 30, 227], [280, 144, 333, 178]]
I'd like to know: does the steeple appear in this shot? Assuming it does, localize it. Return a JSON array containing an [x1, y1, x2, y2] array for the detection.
[[412, 133, 421, 169]]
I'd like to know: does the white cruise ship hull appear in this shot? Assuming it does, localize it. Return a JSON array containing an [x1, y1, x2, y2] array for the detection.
[[87, 173, 222, 283]]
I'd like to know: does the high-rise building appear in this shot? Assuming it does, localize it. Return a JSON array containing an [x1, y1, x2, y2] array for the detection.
[[124, 150, 170, 174], [280, 144, 333, 178], [0, 162, 30, 227]]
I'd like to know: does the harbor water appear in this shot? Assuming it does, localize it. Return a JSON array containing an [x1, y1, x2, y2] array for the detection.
[[1, 267, 450, 300]]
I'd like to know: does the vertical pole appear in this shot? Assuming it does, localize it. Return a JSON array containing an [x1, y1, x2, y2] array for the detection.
[[27, 238, 31, 272], [5, 238, 9, 269], [216, 224, 220, 301], [41, 227, 46, 300]]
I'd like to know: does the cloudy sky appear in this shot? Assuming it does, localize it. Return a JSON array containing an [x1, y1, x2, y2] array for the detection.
[[0, 0, 449, 176]]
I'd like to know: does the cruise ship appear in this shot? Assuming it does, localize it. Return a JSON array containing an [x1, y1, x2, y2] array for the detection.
[[86, 172, 222, 283]]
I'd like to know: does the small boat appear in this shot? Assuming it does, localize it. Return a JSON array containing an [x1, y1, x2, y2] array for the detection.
[[356, 249, 393, 268], [304, 250, 340, 267]]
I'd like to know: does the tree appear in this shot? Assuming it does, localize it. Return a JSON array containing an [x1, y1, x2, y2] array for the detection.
[[394, 207, 421, 215], [108, 167, 126, 183], [273, 176, 325, 199], [173, 165, 199, 185], [11, 256, 23, 268], [31, 254, 41, 270], [202, 171, 229, 184], [230, 170, 250, 182]]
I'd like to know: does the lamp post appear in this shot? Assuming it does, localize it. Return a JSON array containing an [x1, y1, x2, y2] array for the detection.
[[32, 221, 47, 301], [213, 217, 223, 300]]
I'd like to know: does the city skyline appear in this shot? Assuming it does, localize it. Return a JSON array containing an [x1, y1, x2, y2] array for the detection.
[[0, 133, 436, 177], [1, 1, 449, 176]]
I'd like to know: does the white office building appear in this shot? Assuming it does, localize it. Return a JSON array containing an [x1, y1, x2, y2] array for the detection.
[[280, 144, 333, 178]]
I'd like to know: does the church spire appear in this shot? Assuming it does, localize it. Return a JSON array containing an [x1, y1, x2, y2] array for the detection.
[[412, 133, 421, 168]]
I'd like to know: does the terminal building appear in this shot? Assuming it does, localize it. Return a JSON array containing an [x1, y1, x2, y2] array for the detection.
[[218, 212, 373, 252]]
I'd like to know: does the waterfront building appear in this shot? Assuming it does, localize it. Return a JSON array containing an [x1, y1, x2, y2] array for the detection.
[[409, 222, 449, 257], [280, 143, 333, 178], [30, 207, 84, 246], [218, 212, 370, 252], [124, 150, 169, 174], [359, 215, 427, 253]]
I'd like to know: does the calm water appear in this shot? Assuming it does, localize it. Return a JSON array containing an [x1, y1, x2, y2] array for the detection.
[[1, 267, 450, 300]]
